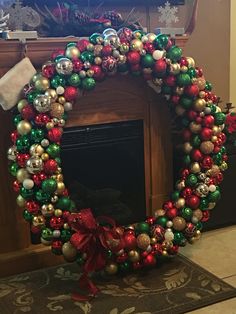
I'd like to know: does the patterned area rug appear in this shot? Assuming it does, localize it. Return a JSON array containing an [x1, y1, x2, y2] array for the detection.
[[0, 254, 236, 314]]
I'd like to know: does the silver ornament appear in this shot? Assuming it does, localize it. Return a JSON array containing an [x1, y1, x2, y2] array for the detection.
[[104, 34, 120, 48], [41, 139, 50, 147], [56, 58, 73, 75], [195, 183, 209, 197], [83, 61, 91, 69], [26, 156, 43, 174], [7, 145, 17, 161], [33, 95, 51, 113], [23, 179, 34, 190], [64, 102, 73, 111], [53, 230, 61, 238], [103, 28, 117, 37], [198, 173, 207, 181]]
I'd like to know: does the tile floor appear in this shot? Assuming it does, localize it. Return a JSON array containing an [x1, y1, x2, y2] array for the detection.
[[180, 225, 236, 314]]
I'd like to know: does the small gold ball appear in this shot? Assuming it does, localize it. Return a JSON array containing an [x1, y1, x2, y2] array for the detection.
[[128, 250, 140, 262], [56, 182, 65, 194], [62, 242, 77, 262], [105, 262, 118, 275], [193, 209, 203, 220], [199, 91, 206, 98], [186, 57, 195, 68], [189, 122, 202, 133], [183, 142, 193, 154], [200, 141, 214, 154], [176, 87, 184, 95], [175, 198, 185, 209], [32, 215, 45, 227], [41, 204, 54, 216], [41, 153, 49, 161], [17, 120, 32, 135], [45, 89, 58, 102], [212, 126, 220, 135], [54, 209, 63, 217], [196, 77, 206, 90], [30, 144, 44, 156], [130, 39, 143, 52], [154, 209, 165, 217], [190, 162, 201, 173], [147, 33, 156, 42], [58, 96, 66, 104], [63, 223, 70, 230], [162, 250, 168, 257], [56, 174, 64, 182], [180, 65, 188, 73], [211, 136, 218, 142], [46, 122, 54, 130], [35, 77, 50, 91], [87, 69, 94, 77], [16, 168, 30, 183], [94, 44, 103, 56], [94, 57, 102, 65], [16, 195, 26, 207], [170, 63, 180, 75], [194, 98, 206, 112], [17, 99, 28, 112], [150, 237, 157, 244]]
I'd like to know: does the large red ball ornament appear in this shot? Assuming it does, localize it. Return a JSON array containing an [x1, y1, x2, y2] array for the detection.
[[102, 45, 113, 56], [154, 59, 167, 73], [164, 75, 176, 86], [143, 42, 155, 53], [48, 127, 63, 143], [76, 39, 90, 52], [16, 153, 30, 167], [90, 65, 103, 80], [102, 56, 117, 72], [44, 159, 58, 174], [185, 84, 199, 97], [123, 233, 137, 250], [143, 254, 156, 267], [186, 195, 200, 209], [201, 156, 213, 169], [26, 200, 40, 214], [191, 149, 203, 161], [200, 127, 213, 141], [42, 64, 56, 78], [50, 216, 64, 229], [64, 86, 79, 101], [203, 115, 215, 128], [21, 104, 35, 120], [166, 207, 178, 219], [126, 51, 141, 65], [117, 27, 133, 41], [187, 110, 198, 121], [73, 60, 84, 72]]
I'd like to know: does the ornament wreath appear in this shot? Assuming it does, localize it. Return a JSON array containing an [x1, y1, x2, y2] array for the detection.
[[7, 28, 228, 297]]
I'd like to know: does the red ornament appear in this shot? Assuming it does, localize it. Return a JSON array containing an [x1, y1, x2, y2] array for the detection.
[[185, 84, 199, 97], [218, 132, 226, 144], [31, 225, 41, 234], [201, 156, 213, 169], [48, 127, 63, 143], [76, 39, 90, 52], [152, 243, 163, 255], [180, 168, 190, 179], [154, 59, 167, 73], [201, 210, 210, 222], [169, 245, 179, 255], [73, 60, 84, 72], [163, 201, 174, 210], [166, 38, 174, 50], [143, 42, 155, 53], [179, 57, 188, 67], [127, 51, 141, 65], [42, 64, 56, 78], [203, 115, 215, 128], [164, 75, 176, 87], [152, 225, 165, 240], [200, 127, 213, 140], [117, 27, 133, 41], [21, 104, 35, 120], [32, 172, 47, 185], [181, 187, 193, 198], [187, 110, 198, 121], [171, 95, 180, 105], [62, 210, 71, 221], [133, 261, 142, 270], [51, 49, 65, 60], [101, 45, 113, 56], [166, 207, 178, 219], [195, 67, 203, 77], [195, 116, 202, 124], [44, 159, 58, 174], [186, 195, 200, 209], [102, 56, 117, 72], [16, 153, 30, 167], [64, 86, 79, 101], [13, 180, 21, 192], [26, 200, 40, 214], [23, 84, 34, 97], [182, 129, 192, 141], [184, 222, 196, 237], [143, 254, 156, 267], [216, 172, 223, 184], [116, 252, 128, 263], [35, 113, 51, 126], [51, 240, 63, 252], [90, 65, 103, 80], [123, 233, 137, 250], [191, 149, 203, 161], [50, 216, 64, 229], [11, 130, 18, 144], [146, 217, 155, 225]]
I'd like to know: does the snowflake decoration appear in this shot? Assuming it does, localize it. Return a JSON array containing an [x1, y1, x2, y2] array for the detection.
[[158, 1, 179, 28]]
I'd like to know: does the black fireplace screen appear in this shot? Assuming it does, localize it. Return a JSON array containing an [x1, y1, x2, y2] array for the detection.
[[61, 120, 146, 225]]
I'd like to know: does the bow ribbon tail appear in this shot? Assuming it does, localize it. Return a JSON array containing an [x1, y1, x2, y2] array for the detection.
[[71, 273, 100, 301]]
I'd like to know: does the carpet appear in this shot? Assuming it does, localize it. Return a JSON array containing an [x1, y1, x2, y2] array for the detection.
[[0, 254, 236, 314]]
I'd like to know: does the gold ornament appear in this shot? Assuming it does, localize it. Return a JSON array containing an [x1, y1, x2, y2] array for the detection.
[[87, 69, 94, 77], [176, 180, 185, 190], [173, 216, 186, 231], [50, 102, 64, 119], [199, 91, 206, 98], [94, 44, 103, 56], [32, 73, 42, 83], [16, 195, 26, 207], [32, 215, 45, 227], [208, 202, 216, 209], [30, 144, 44, 156], [147, 33, 156, 42], [194, 98, 206, 112], [128, 250, 140, 262], [211, 136, 218, 142], [46, 121, 54, 130], [63, 223, 70, 230], [16, 168, 30, 183], [183, 142, 193, 154], [162, 250, 168, 257], [200, 141, 214, 154], [170, 63, 180, 75], [150, 237, 157, 244], [175, 87, 184, 95], [154, 209, 165, 217], [190, 162, 201, 173], [56, 182, 65, 194], [207, 165, 220, 177], [35, 77, 50, 91], [186, 57, 195, 68], [41, 204, 54, 216], [189, 121, 202, 133], [56, 174, 64, 182], [220, 161, 228, 171], [87, 43, 94, 51], [118, 55, 127, 64], [58, 96, 66, 104], [17, 99, 28, 112], [94, 57, 102, 65], [137, 234, 151, 250], [45, 89, 58, 102], [54, 209, 63, 217], [17, 120, 32, 135], [180, 65, 188, 73], [196, 77, 206, 90], [175, 198, 185, 209], [152, 78, 163, 86], [212, 126, 220, 135], [105, 262, 118, 275], [62, 242, 77, 262], [130, 39, 143, 52], [193, 209, 203, 220], [41, 153, 49, 161], [65, 46, 80, 59]]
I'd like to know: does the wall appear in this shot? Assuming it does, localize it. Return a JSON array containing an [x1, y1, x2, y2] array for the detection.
[[230, 0, 236, 104]]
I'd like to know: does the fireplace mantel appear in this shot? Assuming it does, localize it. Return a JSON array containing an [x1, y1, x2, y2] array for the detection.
[[0, 36, 188, 276]]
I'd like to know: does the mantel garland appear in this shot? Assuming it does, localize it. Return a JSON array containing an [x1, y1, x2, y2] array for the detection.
[[7, 28, 229, 299]]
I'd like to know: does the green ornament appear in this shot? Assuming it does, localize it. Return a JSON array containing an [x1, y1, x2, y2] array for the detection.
[[196, 221, 203, 231], [173, 232, 186, 246], [141, 54, 155, 67], [42, 178, 57, 194], [209, 104, 217, 113], [76, 255, 85, 266], [27, 90, 39, 103], [191, 135, 201, 148], [214, 112, 226, 125], [89, 33, 102, 45], [107, 250, 113, 259], [36, 190, 51, 203], [171, 190, 180, 201], [68, 73, 81, 86], [183, 154, 191, 165], [56, 196, 71, 210], [16, 135, 31, 152], [182, 118, 189, 127], [20, 187, 34, 199], [156, 216, 168, 228], [220, 146, 227, 154], [186, 174, 198, 187], [131, 71, 141, 77], [69, 200, 76, 211], [9, 162, 19, 176], [23, 209, 32, 222], [208, 190, 221, 202], [181, 207, 193, 220], [187, 67, 196, 79], [66, 42, 76, 48], [14, 114, 22, 125], [41, 228, 53, 240], [199, 198, 209, 210], [80, 51, 94, 63], [61, 229, 72, 242], [213, 152, 222, 165], [177, 73, 191, 86], [167, 46, 182, 62], [162, 85, 172, 95], [135, 222, 150, 234], [46, 144, 60, 158], [205, 81, 212, 91], [118, 261, 130, 273], [154, 34, 169, 49], [51, 75, 66, 88], [180, 96, 193, 109], [30, 129, 45, 143], [55, 157, 61, 165], [118, 63, 128, 73], [82, 77, 96, 90], [54, 55, 65, 62]]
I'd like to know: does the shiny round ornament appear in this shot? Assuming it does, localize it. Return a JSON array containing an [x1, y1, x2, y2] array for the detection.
[[50, 102, 64, 119], [128, 250, 140, 262], [17, 120, 32, 135], [136, 233, 151, 250], [173, 216, 186, 231], [26, 156, 43, 174], [65, 46, 80, 60], [33, 95, 51, 113], [195, 183, 209, 197], [105, 262, 118, 275], [16, 168, 30, 183], [56, 58, 73, 75], [62, 242, 77, 262], [34, 77, 50, 91], [7, 145, 18, 161], [102, 56, 117, 72], [23, 179, 34, 190]]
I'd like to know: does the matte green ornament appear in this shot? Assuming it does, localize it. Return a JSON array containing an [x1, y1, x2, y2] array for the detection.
[[191, 135, 201, 148], [186, 174, 198, 187], [141, 54, 155, 67], [167, 46, 182, 62], [30, 129, 45, 143], [154, 34, 169, 49], [61, 229, 72, 242], [187, 67, 196, 79], [27, 90, 39, 103], [14, 114, 22, 125], [156, 216, 168, 228], [199, 198, 209, 210], [135, 222, 150, 234], [36, 190, 51, 203], [180, 96, 193, 109], [173, 232, 186, 246], [42, 178, 57, 194], [56, 196, 71, 210], [181, 207, 193, 220], [177, 73, 191, 86], [51, 75, 66, 88], [208, 190, 221, 202], [171, 191, 180, 201], [20, 187, 35, 199], [46, 144, 60, 158], [16, 135, 31, 152], [82, 77, 96, 90], [68, 73, 81, 86], [214, 112, 226, 125], [41, 228, 53, 240], [205, 81, 212, 91], [80, 51, 94, 63], [23, 209, 32, 222], [9, 162, 19, 176]]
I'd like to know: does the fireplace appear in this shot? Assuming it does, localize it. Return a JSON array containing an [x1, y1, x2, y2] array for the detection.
[[61, 120, 146, 225]]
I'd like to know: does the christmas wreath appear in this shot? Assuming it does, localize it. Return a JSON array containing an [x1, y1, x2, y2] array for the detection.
[[6, 28, 229, 299]]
